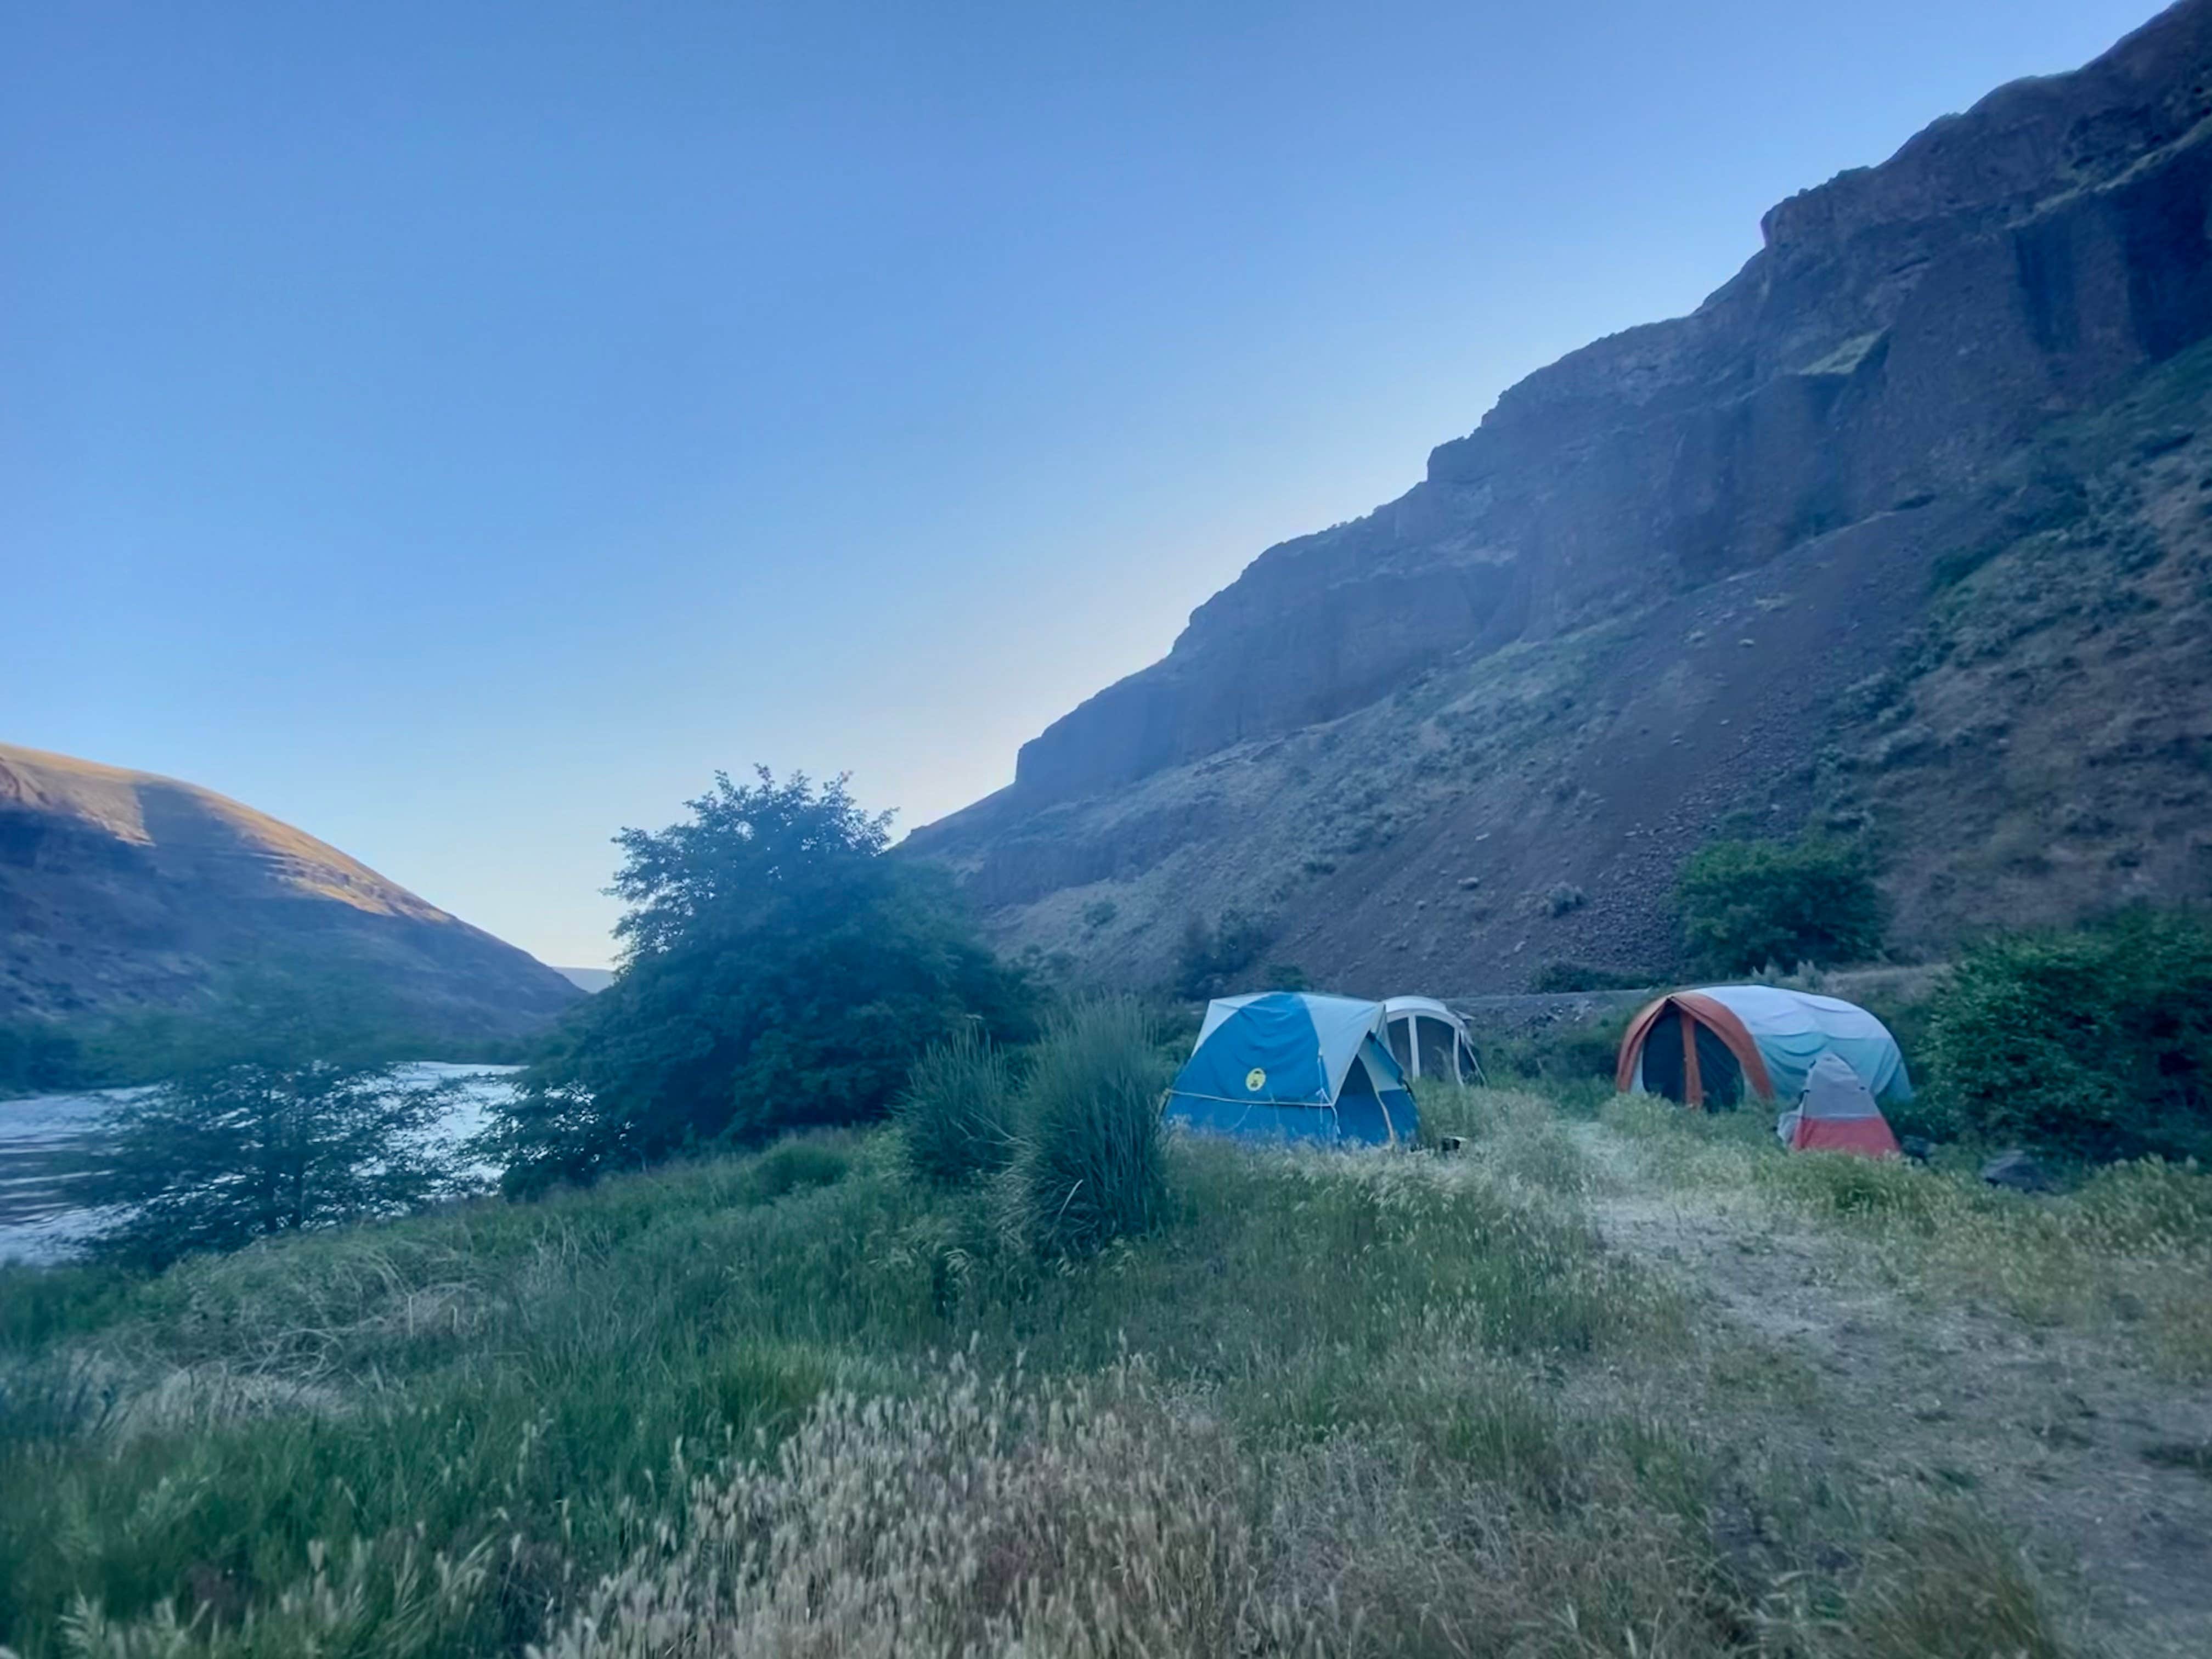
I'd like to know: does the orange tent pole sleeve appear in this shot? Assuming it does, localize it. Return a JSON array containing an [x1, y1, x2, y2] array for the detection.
[[1615, 997, 1671, 1094]]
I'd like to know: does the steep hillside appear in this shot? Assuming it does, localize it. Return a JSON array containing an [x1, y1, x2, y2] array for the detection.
[[910, 1, 2212, 993], [0, 743, 580, 1039]]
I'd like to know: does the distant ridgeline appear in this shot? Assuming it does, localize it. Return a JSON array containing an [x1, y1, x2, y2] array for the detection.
[[0, 742, 579, 1083], [909, 0, 2212, 995]]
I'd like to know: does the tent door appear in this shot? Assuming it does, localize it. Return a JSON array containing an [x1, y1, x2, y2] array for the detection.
[[1640, 1008, 1745, 1108], [1335, 1054, 1394, 1144]]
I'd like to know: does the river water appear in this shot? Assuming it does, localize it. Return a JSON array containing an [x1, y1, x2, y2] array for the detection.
[[0, 1063, 520, 1266]]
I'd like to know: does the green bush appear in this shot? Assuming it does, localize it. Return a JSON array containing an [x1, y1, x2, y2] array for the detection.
[[894, 1024, 1020, 1187], [1170, 910, 1273, 1000], [86, 1058, 471, 1269], [1527, 962, 1655, 993], [739, 1133, 860, 1203], [1675, 832, 1885, 975], [1470, 1014, 1628, 1090], [0, 1022, 85, 1094], [1005, 997, 1171, 1258], [1925, 909, 2212, 1161], [483, 769, 1036, 1191]]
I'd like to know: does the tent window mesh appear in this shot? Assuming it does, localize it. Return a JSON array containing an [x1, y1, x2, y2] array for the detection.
[[1416, 1018, 1458, 1082]]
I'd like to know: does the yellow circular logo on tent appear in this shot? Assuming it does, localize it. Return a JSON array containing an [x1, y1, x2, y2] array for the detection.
[[1245, 1068, 1267, 1092]]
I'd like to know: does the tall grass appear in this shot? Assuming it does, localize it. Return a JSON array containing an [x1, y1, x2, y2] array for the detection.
[[1416, 1082, 1592, 1194], [0, 1087, 2105, 1657], [1002, 996, 1169, 1259], [892, 1024, 1019, 1187]]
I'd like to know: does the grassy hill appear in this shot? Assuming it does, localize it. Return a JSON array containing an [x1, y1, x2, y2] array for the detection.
[[0, 743, 579, 1047], [4, 1086, 2207, 1656]]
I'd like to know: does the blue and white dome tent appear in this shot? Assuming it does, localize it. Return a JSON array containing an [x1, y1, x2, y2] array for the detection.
[[1165, 991, 1418, 1147]]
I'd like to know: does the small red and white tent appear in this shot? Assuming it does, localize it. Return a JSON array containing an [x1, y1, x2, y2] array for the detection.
[[1775, 1053, 1901, 1158]]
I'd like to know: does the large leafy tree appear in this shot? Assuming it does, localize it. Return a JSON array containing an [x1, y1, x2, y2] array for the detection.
[[485, 769, 1034, 1191]]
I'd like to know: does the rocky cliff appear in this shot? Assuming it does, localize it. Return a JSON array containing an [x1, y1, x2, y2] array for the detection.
[[910, 1, 2212, 994], [0, 743, 581, 1040]]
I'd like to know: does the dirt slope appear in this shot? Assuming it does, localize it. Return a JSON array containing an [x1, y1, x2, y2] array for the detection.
[[0, 743, 579, 1039], [910, 2, 2212, 994]]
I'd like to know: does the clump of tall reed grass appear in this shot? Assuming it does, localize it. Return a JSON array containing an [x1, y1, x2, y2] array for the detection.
[[1001, 996, 1170, 1259], [893, 1024, 1020, 1188]]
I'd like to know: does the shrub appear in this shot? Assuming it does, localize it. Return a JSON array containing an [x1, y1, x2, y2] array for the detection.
[[1469, 1013, 1628, 1089], [1005, 997, 1171, 1258], [1081, 899, 1119, 931], [895, 1024, 1020, 1187], [1925, 909, 2212, 1161], [1171, 910, 1273, 1000], [1675, 832, 1885, 974], [0, 1021, 84, 1094], [740, 1132, 860, 1202], [1527, 961, 1654, 993], [84, 1058, 471, 1269], [72, 979, 480, 1269]]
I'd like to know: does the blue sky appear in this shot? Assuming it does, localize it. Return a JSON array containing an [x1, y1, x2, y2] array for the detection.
[[3, 1, 2157, 967]]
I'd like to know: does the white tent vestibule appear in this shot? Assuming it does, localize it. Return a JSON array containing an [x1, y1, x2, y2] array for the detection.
[[1382, 996, 1485, 1085]]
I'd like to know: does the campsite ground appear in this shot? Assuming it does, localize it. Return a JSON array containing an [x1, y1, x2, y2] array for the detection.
[[1568, 1108, 2212, 1656], [2, 1087, 2208, 1656]]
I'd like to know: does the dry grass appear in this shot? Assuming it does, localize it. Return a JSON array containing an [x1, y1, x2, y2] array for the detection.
[[1597, 1092, 2212, 1378]]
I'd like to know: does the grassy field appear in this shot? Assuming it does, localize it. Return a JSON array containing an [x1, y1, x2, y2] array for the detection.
[[3, 1087, 2209, 1656]]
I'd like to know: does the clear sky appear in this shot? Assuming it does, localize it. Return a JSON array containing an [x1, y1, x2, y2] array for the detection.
[[3, 1, 2159, 967]]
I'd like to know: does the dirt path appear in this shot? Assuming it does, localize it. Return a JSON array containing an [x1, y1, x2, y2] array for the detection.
[[1575, 1125, 2212, 1656]]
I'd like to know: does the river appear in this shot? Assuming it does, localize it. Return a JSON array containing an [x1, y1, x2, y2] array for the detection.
[[0, 1063, 521, 1266]]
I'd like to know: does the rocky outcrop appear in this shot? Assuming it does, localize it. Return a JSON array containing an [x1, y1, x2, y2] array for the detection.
[[911, 3, 2212, 995], [979, 0, 2212, 812], [0, 743, 580, 1039]]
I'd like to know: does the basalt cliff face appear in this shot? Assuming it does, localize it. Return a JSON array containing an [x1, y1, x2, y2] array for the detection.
[[0, 743, 580, 1040], [910, 1, 2212, 994]]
